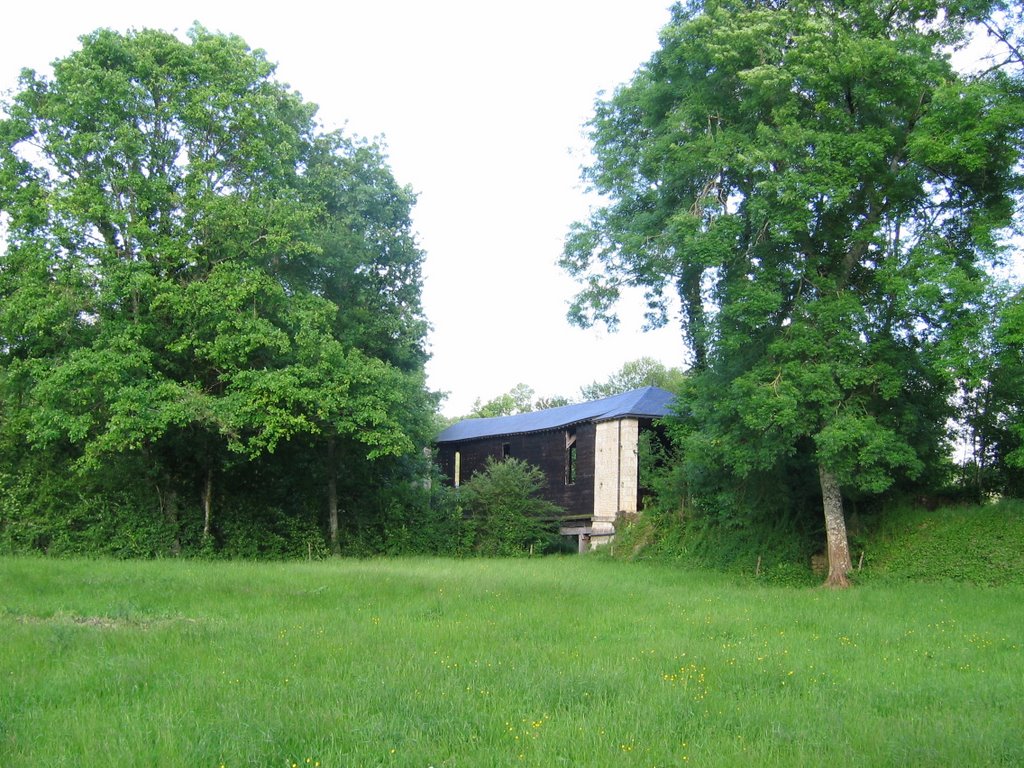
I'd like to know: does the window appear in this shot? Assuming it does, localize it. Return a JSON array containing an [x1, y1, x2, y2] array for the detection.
[[502, 442, 511, 459], [454, 451, 461, 487], [565, 428, 577, 485]]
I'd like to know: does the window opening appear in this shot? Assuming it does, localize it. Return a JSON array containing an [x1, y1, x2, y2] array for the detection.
[[565, 428, 577, 485], [502, 442, 511, 460]]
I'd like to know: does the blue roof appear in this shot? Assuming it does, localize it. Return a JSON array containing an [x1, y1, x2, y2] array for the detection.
[[436, 386, 675, 443]]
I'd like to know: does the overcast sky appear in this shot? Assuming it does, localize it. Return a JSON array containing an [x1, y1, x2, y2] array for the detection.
[[0, 0, 686, 416]]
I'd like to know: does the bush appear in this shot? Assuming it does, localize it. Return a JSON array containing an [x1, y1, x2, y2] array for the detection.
[[458, 458, 563, 556]]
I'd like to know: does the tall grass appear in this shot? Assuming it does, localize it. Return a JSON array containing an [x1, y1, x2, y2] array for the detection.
[[1, 556, 1021, 766], [859, 498, 1024, 586]]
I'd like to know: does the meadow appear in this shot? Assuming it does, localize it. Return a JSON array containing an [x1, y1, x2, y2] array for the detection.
[[1, 555, 1021, 767]]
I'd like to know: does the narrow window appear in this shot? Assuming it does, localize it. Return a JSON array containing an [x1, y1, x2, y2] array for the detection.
[[565, 428, 577, 485], [502, 442, 511, 459], [454, 451, 461, 488]]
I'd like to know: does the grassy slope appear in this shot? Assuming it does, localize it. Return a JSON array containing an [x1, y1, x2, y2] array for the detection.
[[1, 555, 1021, 767], [857, 498, 1024, 586], [612, 498, 1024, 587]]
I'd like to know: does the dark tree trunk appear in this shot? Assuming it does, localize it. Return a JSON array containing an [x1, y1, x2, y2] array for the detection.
[[678, 268, 708, 372], [201, 468, 213, 541], [327, 437, 340, 556], [819, 464, 852, 588]]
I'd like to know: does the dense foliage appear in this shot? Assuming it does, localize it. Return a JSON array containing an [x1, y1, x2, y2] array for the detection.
[[961, 287, 1024, 497], [563, 0, 1023, 584], [0, 27, 440, 556], [458, 457, 563, 556]]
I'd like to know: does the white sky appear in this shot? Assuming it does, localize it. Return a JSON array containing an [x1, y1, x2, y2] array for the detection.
[[0, 0, 685, 417]]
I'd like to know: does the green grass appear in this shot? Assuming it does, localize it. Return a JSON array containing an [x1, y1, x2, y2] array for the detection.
[[1, 556, 1021, 767], [858, 498, 1024, 586]]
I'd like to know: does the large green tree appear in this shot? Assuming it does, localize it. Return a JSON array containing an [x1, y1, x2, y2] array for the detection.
[[562, 0, 1022, 585], [0, 26, 434, 554]]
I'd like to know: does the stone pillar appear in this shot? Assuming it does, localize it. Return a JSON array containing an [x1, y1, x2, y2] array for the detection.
[[592, 418, 639, 547]]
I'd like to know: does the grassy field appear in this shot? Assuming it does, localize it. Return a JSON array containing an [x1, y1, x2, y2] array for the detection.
[[1, 555, 1021, 767]]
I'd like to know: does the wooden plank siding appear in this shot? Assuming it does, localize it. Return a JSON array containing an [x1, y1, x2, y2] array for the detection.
[[436, 422, 597, 522], [435, 388, 675, 549]]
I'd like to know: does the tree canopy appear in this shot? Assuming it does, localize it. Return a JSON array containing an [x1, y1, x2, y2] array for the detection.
[[0, 26, 436, 556], [579, 356, 686, 401], [467, 383, 538, 418], [562, 0, 1023, 585]]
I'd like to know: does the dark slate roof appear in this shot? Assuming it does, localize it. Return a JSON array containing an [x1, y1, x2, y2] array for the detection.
[[436, 386, 675, 443]]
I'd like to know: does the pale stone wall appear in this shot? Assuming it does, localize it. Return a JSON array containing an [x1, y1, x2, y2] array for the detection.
[[617, 418, 639, 516], [592, 418, 640, 546]]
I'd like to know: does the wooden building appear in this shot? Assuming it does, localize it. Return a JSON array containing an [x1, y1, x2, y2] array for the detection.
[[435, 387, 675, 550]]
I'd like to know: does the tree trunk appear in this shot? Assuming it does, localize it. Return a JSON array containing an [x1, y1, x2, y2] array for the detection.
[[201, 468, 213, 541], [678, 269, 708, 372], [327, 438, 340, 556], [819, 463, 852, 589]]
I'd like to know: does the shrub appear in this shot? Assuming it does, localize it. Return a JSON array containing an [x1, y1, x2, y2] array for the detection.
[[458, 457, 562, 556]]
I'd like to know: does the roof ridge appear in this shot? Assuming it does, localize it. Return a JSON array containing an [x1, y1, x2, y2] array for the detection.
[[436, 386, 675, 443]]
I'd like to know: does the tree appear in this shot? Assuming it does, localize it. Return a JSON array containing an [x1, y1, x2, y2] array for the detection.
[[990, 290, 1024, 493], [466, 385, 576, 418], [533, 394, 574, 410], [580, 356, 685, 401], [962, 288, 1024, 497], [468, 383, 537, 418], [978, 3, 1024, 72], [562, 0, 1023, 586], [0, 26, 434, 554]]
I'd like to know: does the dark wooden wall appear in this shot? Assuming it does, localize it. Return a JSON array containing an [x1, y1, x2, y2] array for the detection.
[[436, 423, 596, 521]]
